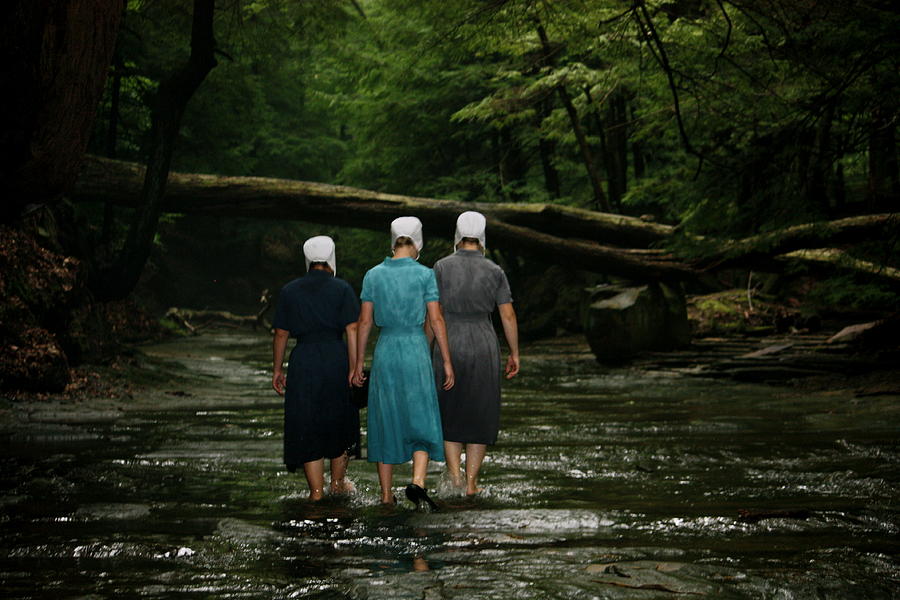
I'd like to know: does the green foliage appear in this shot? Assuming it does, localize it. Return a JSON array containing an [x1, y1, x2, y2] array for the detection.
[[805, 275, 899, 311], [81, 0, 899, 314]]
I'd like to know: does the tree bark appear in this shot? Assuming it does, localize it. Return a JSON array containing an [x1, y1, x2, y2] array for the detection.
[[73, 157, 900, 286], [0, 0, 122, 223], [93, 0, 217, 300], [697, 213, 900, 270], [535, 22, 610, 212], [536, 98, 561, 198], [75, 155, 674, 246]]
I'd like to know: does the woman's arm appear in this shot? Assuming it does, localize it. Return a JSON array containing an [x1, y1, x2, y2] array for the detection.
[[351, 302, 374, 386], [272, 328, 290, 394], [426, 301, 455, 390], [498, 302, 520, 379], [345, 321, 358, 386]]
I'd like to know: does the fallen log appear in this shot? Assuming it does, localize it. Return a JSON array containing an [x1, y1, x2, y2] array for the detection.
[[72, 155, 672, 247], [71, 155, 696, 282], [71, 155, 898, 284], [164, 307, 268, 332], [698, 215, 900, 270], [777, 248, 900, 287]]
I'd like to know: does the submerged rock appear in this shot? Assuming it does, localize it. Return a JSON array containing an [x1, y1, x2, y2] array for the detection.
[[583, 282, 690, 362]]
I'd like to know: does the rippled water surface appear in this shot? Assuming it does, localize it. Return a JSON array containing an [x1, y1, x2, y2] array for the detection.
[[1, 333, 898, 598]]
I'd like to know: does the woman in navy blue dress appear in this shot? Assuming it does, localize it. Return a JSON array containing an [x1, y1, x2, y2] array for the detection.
[[272, 236, 360, 501]]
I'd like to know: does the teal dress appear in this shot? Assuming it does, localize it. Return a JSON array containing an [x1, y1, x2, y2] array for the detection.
[[361, 257, 445, 464]]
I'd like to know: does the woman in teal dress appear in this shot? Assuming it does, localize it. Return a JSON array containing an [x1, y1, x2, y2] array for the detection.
[[350, 216, 454, 509]]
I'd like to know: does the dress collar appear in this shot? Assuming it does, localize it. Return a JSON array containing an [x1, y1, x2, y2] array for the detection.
[[455, 249, 483, 258], [305, 268, 332, 277], [382, 256, 416, 267]]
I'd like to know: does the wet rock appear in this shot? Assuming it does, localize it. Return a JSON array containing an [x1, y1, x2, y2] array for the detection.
[[586, 560, 721, 596], [827, 321, 879, 344], [828, 314, 900, 350], [583, 282, 690, 362]]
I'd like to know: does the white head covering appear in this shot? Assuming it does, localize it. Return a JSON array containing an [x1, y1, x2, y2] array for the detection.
[[303, 235, 337, 275], [455, 210, 487, 248], [390, 216, 424, 252]]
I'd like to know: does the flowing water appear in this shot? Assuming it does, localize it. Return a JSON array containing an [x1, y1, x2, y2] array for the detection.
[[1, 332, 898, 599]]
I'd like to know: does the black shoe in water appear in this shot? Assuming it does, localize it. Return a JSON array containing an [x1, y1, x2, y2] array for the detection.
[[405, 484, 438, 511]]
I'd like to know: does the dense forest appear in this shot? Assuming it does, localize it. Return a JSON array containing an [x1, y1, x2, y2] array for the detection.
[[2, 0, 898, 391]]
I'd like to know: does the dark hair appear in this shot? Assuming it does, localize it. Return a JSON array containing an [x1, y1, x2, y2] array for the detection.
[[308, 261, 331, 271], [393, 235, 415, 249], [460, 236, 480, 245]]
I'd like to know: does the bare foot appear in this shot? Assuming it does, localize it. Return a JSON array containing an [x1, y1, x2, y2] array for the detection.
[[447, 470, 465, 489], [380, 494, 397, 505], [466, 486, 483, 496], [330, 478, 356, 495], [308, 489, 324, 501]]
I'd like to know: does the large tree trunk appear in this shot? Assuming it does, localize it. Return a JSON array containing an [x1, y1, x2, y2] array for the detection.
[[535, 22, 611, 212], [74, 155, 674, 246], [536, 98, 561, 198], [696, 213, 900, 270], [93, 0, 217, 301], [72, 156, 900, 286], [868, 104, 899, 206], [73, 155, 691, 281], [0, 0, 122, 223]]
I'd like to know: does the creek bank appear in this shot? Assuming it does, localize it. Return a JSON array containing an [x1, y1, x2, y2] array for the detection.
[[0, 217, 174, 394]]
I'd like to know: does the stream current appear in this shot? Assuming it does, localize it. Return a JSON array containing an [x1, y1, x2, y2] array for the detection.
[[1, 332, 898, 598]]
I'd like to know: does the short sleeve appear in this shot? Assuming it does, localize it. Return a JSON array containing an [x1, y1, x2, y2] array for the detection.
[[424, 269, 440, 303], [495, 268, 513, 305], [338, 281, 361, 326], [272, 287, 293, 332], [360, 269, 374, 303]]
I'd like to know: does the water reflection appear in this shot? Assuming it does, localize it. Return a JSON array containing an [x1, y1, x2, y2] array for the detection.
[[0, 332, 898, 598]]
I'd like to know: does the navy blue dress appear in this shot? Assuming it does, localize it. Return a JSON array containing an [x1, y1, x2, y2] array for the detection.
[[273, 270, 360, 469]]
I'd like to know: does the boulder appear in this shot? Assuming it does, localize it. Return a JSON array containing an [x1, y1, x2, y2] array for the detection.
[[583, 282, 690, 362]]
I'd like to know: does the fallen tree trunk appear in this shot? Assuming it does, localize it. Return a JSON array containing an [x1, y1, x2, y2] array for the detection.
[[72, 155, 692, 281], [164, 307, 268, 332], [73, 155, 672, 246], [697, 214, 900, 270], [774, 248, 900, 288], [71, 155, 898, 284]]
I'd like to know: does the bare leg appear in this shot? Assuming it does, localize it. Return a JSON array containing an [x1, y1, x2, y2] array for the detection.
[[411, 450, 429, 488], [464, 443, 487, 495], [377, 462, 394, 504], [303, 458, 326, 501], [443, 441, 464, 488], [329, 452, 354, 494]]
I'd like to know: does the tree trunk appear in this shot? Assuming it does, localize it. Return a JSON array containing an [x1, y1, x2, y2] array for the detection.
[[75, 155, 675, 247], [631, 104, 646, 180], [0, 0, 122, 223], [537, 98, 561, 198], [605, 91, 629, 210], [868, 104, 899, 206], [536, 22, 610, 212], [93, 0, 217, 301], [102, 0, 128, 245], [73, 156, 900, 285], [697, 213, 900, 271]]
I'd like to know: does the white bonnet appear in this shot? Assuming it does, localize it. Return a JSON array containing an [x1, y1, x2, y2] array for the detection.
[[454, 210, 486, 248], [390, 216, 424, 252], [303, 235, 337, 275]]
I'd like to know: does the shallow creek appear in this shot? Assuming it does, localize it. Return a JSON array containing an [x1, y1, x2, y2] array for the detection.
[[1, 332, 897, 598]]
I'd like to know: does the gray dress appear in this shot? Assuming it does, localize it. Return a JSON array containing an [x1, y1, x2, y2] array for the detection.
[[431, 249, 513, 444]]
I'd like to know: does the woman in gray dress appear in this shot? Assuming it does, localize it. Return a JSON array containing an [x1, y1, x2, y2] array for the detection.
[[430, 211, 519, 495]]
